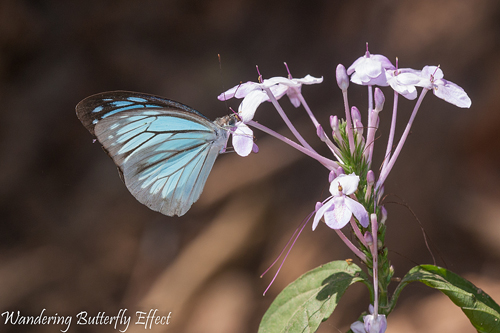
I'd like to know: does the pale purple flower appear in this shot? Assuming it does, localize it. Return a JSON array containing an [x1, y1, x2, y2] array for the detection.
[[385, 68, 421, 100], [415, 65, 471, 108], [351, 305, 387, 333], [285, 75, 323, 107], [347, 52, 395, 86], [312, 173, 369, 230], [217, 75, 323, 122]]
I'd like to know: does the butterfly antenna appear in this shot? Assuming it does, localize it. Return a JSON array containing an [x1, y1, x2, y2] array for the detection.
[[219, 54, 244, 115], [218, 54, 230, 112]]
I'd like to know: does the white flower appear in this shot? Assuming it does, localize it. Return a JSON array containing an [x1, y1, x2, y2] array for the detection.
[[385, 68, 421, 100], [312, 173, 369, 230], [218, 75, 323, 122], [347, 53, 395, 86], [415, 66, 471, 108], [351, 305, 387, 333]]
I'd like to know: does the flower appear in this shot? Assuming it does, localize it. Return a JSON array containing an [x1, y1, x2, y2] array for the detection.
[[351, 305, 387, 333], [415, 65, 471, 108], [385, 68, 421, 100], [217, 75, 323, 122], [284, 75, 323, 107], [347, 52, 395, 86], [312, 173, 369, 230]]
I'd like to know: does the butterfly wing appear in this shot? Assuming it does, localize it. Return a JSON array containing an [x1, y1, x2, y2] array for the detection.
[[76, 91, 229, 216]]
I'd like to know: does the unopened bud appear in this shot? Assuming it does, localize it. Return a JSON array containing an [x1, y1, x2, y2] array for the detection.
[[377, 186, 384, 204], [330, 115, 343, 142], [380, 206, 387, 224], [351, 106, 361, 124], [367, 170, 375, 186], [316, 124, 326, 142], [328, 170, 336, 183], [355, 119, 364, 136], [336, 64, 349, 91], [374, 87, 385, 112], [364, 231, 373, 247]]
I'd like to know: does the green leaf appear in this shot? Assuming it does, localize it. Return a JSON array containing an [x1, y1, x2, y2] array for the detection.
[[259, 260, 371, 333], [392, 265, 500, 333]]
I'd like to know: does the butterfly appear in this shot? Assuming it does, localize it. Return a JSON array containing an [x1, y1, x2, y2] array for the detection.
[[76, 91, 239, 217]]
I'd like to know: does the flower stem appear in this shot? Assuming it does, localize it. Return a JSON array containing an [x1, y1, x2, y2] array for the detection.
[[376, 88, 429, 189], [382, 91, 399, 170], [263, 87, 316, 152], [335, 228, 367, 262], [342, 90, 356, 154], [247, 120, 339, 170], [297, 92, 320, 128], [371, 214, 379, 317]]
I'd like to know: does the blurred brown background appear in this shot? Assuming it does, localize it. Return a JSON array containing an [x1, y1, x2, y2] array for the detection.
[[1, 0, 500, 332]]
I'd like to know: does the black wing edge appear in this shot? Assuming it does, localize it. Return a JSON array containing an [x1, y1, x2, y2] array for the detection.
[[75, 90, 210, 136]]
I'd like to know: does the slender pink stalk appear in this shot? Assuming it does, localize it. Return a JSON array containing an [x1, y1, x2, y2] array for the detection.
[[376, 88, 429, 189], [382, 91, 399, 170], [371, 214, 379, 317], [342, 90, 356, 154], [297, 93, 321, 128], [263, 86, 315, 152], [335, 229, 367, 262], [247, 120, 339, 170]]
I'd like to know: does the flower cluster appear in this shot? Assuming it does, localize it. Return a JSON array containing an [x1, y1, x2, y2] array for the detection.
[[219, 44, 470, 332]]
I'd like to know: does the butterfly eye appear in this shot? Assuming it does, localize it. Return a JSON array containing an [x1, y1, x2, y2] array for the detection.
[[228, 115, 239, 127]]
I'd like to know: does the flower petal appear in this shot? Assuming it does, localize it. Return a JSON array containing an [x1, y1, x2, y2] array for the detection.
[[232, 123, 254, 157], [330, 173, 360, 196], [350, 321, 366, 333], [324, 196, 352, 229], [433, 79, 471, 108], [238, 90, 268, 122], [345, 197, 369, 228], [312, 198, 333, 230], [293, 75, 324, 85], [218, 81, 260, 101]]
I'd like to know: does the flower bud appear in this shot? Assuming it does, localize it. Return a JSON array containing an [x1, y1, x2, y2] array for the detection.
[[336, 64, 349, 91], [365, 170, 375, 201], [371, 213, 378, 228], [355, 119, 364, 136], [380, 206, 387, 224], [330, 115, 343, 143], [374, 87, 385, 112], [364, 231, 373, 247], [367, 170, 375, 186], [351, 106, 361, 124], [377, 186, 384, 204], [328, 170, 336, 183], [316, 124, 326, 142], [330, 115, 338, 130]]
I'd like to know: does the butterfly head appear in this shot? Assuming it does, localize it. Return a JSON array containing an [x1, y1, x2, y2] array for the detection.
[[214, 113, 241, 129]]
